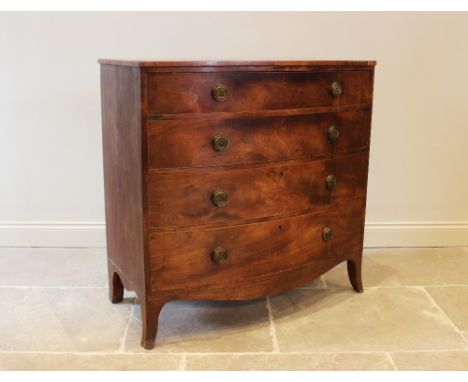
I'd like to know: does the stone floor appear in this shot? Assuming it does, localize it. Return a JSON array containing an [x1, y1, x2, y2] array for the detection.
[[1, 247, 468, 370]]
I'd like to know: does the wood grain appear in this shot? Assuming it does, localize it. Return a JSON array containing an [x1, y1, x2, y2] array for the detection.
[[100, 60, 375, 349], [147, 109, 370, 169], [148, 197, 365, 295], [149, 208, 331, 291], [147, 152, 367, 228], [101, 65, 146, 298], [147, 71, 372, 114], [98, 59, 376, 70]]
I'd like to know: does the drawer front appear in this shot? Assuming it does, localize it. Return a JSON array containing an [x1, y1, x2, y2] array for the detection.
[[149, 197, 366, 292], [330, 198, 366, 259], [147, 71, 373, 114], [147, 110, 370, 169], [149, 209, 331, 291], [148, 152, 367, 228]]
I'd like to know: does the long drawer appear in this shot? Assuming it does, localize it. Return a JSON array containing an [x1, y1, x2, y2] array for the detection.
[[147, 109, 370, 169], [150, 209, 330, 291], [147, 71, 373, 114], [149, 199, 365, 292], [148, 151, 368, 228]]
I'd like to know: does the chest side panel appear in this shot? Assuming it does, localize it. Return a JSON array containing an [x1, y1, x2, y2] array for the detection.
[[101, 65, 146, 295]]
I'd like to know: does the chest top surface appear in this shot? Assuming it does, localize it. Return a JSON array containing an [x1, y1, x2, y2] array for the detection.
[[98, 59, 376, 70]]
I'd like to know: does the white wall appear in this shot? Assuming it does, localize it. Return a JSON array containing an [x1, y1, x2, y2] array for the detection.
[[1, 12, 467, 247]]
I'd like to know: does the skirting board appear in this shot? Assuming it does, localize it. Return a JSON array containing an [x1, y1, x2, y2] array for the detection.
[[0, 222, 106, 248], [0, 221, 467, 248], [364, 222, 468, 248]]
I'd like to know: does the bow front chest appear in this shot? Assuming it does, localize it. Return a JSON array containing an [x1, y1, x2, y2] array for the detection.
[[99, 59, 376, 349]]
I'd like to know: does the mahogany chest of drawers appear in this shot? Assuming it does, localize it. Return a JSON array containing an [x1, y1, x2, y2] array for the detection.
[[99, 59, 376, 349]]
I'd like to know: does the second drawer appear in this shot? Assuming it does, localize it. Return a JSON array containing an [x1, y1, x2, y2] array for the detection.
[[147, 109, 371, 169], [148, 151, 368, 228]]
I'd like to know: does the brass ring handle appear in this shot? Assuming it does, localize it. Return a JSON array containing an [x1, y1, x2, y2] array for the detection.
[[326, 174, 337, 190], [212, 83, 229, 102], [323, 226, 333, 241], [211, 189, 228, 207], [211, 246, 228, 264], [328, 125, 340, 141], [212, 135, 230, 152], [330, 81, 343, 97]]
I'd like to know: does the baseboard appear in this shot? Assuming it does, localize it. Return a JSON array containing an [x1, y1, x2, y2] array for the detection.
[[364, 221, 468, 248], [0, 222, 106, 248], [0, 221, 467, 248]]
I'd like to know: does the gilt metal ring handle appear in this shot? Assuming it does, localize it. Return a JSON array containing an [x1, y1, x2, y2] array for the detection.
[[330, 81, 343, 97], [212, 135, 230, 152], [326, 174, 337, 190], [328, 125, 340, 141], [211, 246, 228, 264], [323, 226, 333, 241], [211, 190, 228, 207], [212, 83, 229, 102]]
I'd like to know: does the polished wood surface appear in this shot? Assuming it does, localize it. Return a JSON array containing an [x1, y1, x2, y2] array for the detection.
[[147, 109, 370, 169], [147, 152, 367, 228], [148, 197, 365, 294], [100, 60, 375, 349], [147, 71, 372, 114], [150, 209, 330, 291], [101, 65, 146, 298], [98, 59, 376, 68]]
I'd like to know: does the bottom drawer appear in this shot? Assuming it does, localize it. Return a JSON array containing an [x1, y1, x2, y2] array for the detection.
[[149, 200, 365, 292]]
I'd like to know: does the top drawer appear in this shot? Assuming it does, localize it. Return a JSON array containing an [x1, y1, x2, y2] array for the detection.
[[147, 71, 373, 115]]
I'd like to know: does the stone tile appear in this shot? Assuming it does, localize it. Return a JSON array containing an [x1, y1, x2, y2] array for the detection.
[[324, 247, 468, 288], [391, 351, 468, 371], [426, 286, 468, 339], [0, 248, 107, 287], [269, 288, 467, 352], [126, 299, 272, 352], [297, 276, 326, 289], [0, 353, 182, 371], [185, 353, 394, 371], [0, 288, 131, 352]]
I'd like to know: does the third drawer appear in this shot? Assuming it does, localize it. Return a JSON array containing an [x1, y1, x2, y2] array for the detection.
[[148, 151, 368, 228]]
